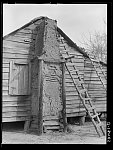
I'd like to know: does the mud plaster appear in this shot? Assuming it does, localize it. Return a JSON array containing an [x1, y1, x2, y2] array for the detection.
[[43, 19, 61, 61], [42, 62, 62, 117], [41, 19, 63, 118]]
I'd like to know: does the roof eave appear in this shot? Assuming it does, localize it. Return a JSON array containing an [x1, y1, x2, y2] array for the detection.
[[57, 27, 89, 58], [57, 27, 107, 66]]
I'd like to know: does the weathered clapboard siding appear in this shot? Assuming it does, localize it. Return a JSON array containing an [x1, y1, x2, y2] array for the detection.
[[3, 47, 30, 55], [2, 116, 29, 122], [3, 106, 30, 113], [2, 62, 9, 95], [3, 40, 31, 49], [5, 34, 33, 43], [57, 35, 86, 117], [3, 52, 29, 59], [2, 62, 9, 91], [84, 58, 107, 112], [2, 111, 31, 118], [2, 73, 9, 79], [2, 19, 43, 122], [2, 94, 31, 122]]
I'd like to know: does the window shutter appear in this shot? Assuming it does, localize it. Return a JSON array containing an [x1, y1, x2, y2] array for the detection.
[[9, 61, 30, 95]]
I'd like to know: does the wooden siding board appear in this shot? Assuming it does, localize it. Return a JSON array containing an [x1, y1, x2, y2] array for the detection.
[[2, 73, 9, 80], [90, 97, 106, 101], [2, 68, 9, 73], [43, 120, 59, 126], [66, 96, 80, 101], [2, 63, 9, 68], [3, 40, 31, 49], [2, 80, 9, 87], [66, 104, 84, 109], [84, 77, 105, 81], [2, 106, 31, 112], [5, 32, 33, 42], [3, 53, 29, 59], [3, 59, 29, 64], [2, 94, 30, 101], [3, 47, 30, 55], [84, 81, 106, 85], [66, 92, 80, 96], [4, 36, 32, 44], [66, 112, 86, 117], [3, 46, 30, 52], [2, 116, 28, 122], [3, 101, 30, 107], [18, 28, 33, 34], [2, 91, 9, 95], [2, 111, 30, 117], [2, 86, 8, 91], [66, 100, 83, 105], [65, 87, 78, 92], [66, 108, 86, 113], [10, 33, 32, 38]]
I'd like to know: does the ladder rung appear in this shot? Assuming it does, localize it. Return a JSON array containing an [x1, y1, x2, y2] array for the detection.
[[73, 80, 84, 84], [82, 97, 92, 101], [90, 58, 100, 63], [69, 70, 76, 74], [91, 114, 98, 119], [69, 69, 78, 73], [65, 56, 75, 60], [96, 122, 102, 128], [79, 89, 87, 94], [87, 106, 95, 111]]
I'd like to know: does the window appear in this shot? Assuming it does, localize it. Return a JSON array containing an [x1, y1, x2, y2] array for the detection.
[[9, 61, 31, 95]]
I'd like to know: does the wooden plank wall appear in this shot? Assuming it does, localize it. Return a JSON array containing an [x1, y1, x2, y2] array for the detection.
[[2, 19, 42, 122], [57, 34, 86, 117], [84, 58, 107, 112]]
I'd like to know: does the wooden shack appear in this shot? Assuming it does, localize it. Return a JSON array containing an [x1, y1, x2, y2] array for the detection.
[[2, 16, 107, 134]]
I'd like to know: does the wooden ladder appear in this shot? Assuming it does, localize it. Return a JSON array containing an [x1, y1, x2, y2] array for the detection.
[[59, 36, 105, 136], [65, 61, 105, 137], [85, 52, 107, 90]]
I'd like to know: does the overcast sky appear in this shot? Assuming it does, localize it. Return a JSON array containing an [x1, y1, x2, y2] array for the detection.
[[3, 4, 107, 47]]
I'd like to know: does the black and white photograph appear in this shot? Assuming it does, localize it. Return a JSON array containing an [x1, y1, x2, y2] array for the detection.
[[2, 3, 107, 144]]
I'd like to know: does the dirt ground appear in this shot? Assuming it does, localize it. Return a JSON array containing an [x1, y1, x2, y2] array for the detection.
[[2, 120, 106, 144]]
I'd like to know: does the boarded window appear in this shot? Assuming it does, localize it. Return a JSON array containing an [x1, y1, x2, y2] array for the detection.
[[9, 61, 31, 95]]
